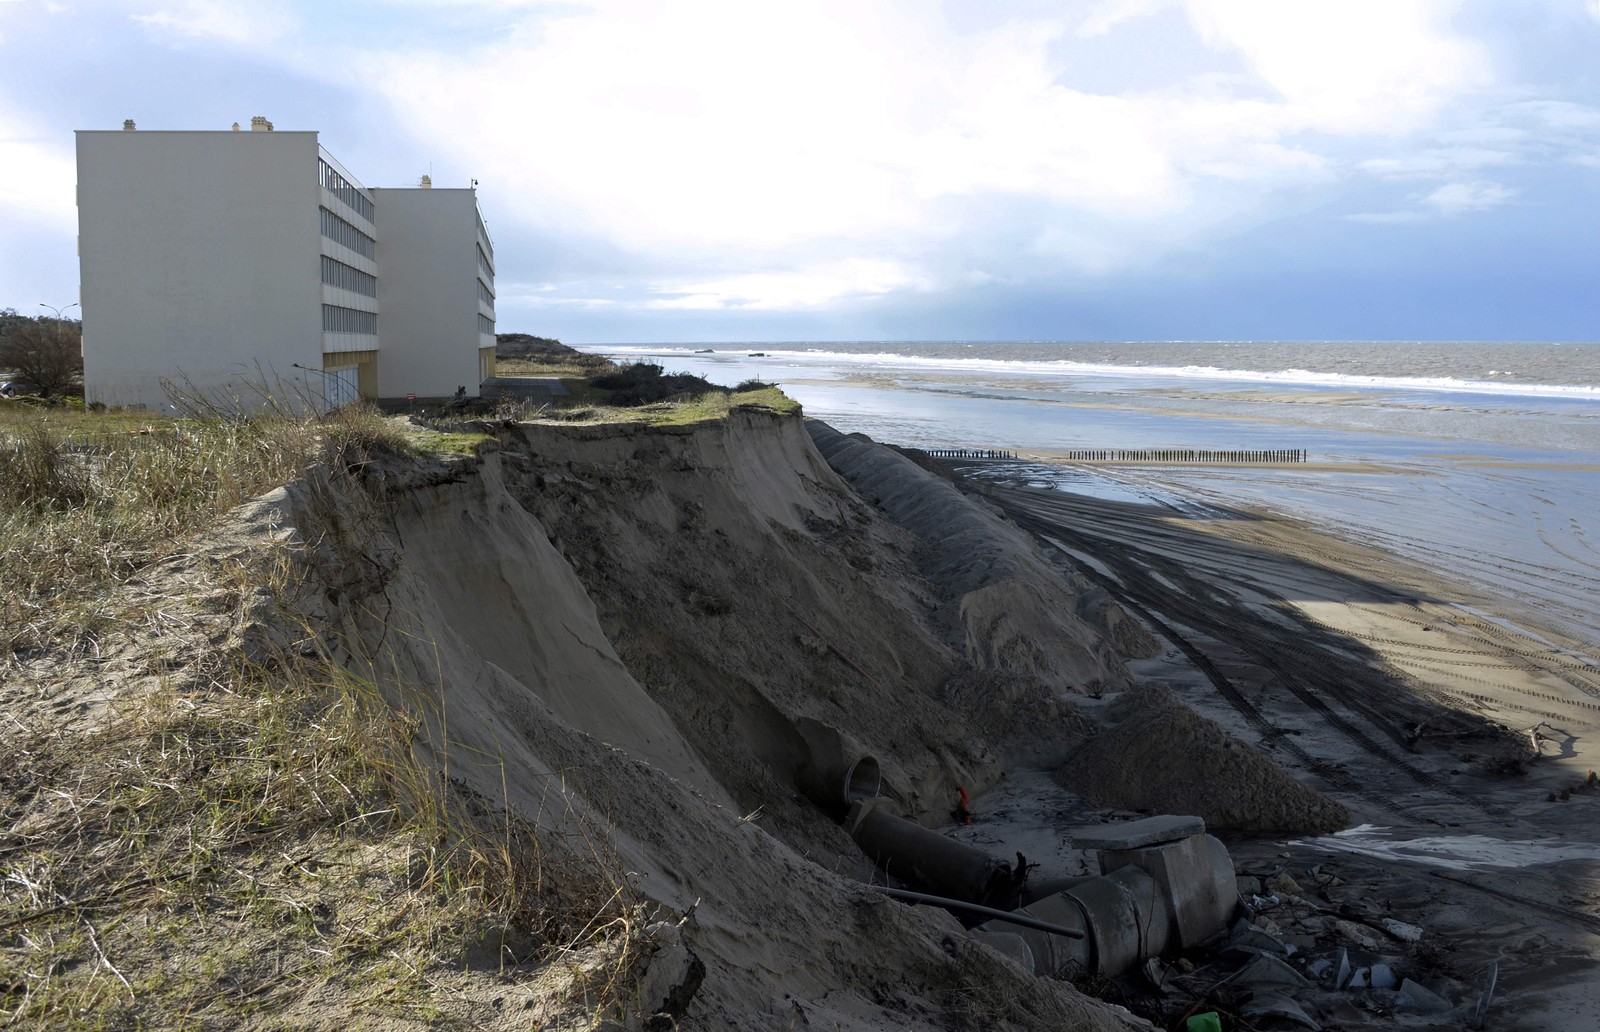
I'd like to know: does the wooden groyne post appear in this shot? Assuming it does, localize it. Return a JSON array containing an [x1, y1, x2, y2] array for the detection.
[[926, 449, 1019, 460], [1062, 448, 1306, 464]]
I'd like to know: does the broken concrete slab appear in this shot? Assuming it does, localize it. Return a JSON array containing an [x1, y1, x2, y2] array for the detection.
[[1331, 918, 1385, 951], [1222, 922, 1288, 956], [1269, 871, 1303, 895], [1233, 952, 1312, 989], [1396, 978, 1452, 1014], [1072, 814, 1206, 851], [1241, 992, 1321, 1030], [1380, 917, 1423, 942]]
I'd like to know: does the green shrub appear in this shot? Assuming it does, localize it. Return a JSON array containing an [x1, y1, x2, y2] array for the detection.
[[591, 363, 720, 406]]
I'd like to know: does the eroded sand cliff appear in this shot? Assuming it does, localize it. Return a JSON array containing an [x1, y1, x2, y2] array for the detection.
[[260, 406, 1354, 1027]]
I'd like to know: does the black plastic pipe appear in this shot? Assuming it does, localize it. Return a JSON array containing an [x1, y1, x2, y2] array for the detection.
[[871, 885, 1087, 939]]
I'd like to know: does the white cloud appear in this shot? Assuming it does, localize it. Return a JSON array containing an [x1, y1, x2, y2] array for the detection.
[[6, 0, 1535, 318], [1359, 147, 1518, 179], [371, 2, 929, 251], [519, 295, 619, 309], [0, 98, 76, 229], [373, 1, 1455, 269], [132, 1, 292, 44], [1076, 0, 1171, 38], [1180, 0, 1490, 134], [1348, 178, 1515, 223], [647, 259, 931, 311], [1346, 209, 1425, 225], [1515, 99, 1600, 131], [1421, 179, 1515, 215]]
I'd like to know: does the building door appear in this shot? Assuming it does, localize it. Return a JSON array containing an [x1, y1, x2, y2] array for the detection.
[[324, 366, 360, 409]]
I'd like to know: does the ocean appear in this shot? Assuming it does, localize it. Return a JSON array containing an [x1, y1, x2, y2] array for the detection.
[[575, 341, 1600, 647]]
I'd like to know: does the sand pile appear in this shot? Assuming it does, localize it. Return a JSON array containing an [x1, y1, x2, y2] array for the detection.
[[807, 421, 1149, 697], [1056, 684, 1352, 833], [497, 411, 1107, 837], [279, 416, 1149, 1029], [804, 425, 1351, 834]]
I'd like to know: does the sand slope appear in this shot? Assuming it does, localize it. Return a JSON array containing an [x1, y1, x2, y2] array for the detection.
[[808, 421, 1146, 697], [278, 413, 1150, 1030]]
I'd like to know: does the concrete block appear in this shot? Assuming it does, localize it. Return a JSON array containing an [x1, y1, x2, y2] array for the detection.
[[1071, 814, 1206, 851]]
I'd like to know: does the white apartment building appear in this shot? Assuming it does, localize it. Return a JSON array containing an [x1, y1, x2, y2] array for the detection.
[[76, 117, 496, 412]]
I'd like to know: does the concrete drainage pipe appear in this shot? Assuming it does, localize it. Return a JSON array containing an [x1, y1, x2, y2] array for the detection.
[[793, 717, 882, 817], [846, 799, 1022, 910], [976, 824, 1236, 979]]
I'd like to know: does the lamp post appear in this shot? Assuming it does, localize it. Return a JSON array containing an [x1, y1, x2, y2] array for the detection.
[[38, 302, 79, 322], [17, 302, 82, 398]]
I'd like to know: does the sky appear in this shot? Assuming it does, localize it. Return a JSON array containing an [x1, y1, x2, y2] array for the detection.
[[2, 0, 1599, 343]]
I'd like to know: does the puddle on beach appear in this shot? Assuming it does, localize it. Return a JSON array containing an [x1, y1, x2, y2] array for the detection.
[[957, 461, 1222, 515], [1291, 824, 1600, 871]]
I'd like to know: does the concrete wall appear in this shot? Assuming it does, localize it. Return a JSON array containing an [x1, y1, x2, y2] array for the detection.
[[77, 130, 328, 412], [371, 186, 492, 398]]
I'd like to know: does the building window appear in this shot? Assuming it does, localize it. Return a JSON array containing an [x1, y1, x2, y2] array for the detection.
[[478, 313, 495, 335], [319, 159, 375, 222], [478, 278, 495, 306], [323, 304, 378, 335], [321, 255, 378, 297], [320, 207, 376, 259], [476, 208, 493, 258], [476, 243, 494, 280]]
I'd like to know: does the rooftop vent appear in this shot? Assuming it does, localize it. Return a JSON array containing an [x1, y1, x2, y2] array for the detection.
[[231, 122, 241, 131], [122, 119, 136, 131], [419, 174, 432, 189], [249, 115, 274, 132]]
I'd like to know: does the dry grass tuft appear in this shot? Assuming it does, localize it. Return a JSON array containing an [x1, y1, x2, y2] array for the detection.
[[0, 404, 409, 659], [0, 645, 644, 1028], [0, 403, 647, 1028]]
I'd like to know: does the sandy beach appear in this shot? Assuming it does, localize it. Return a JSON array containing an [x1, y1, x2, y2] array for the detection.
[[954, 467, 1600, 1030]]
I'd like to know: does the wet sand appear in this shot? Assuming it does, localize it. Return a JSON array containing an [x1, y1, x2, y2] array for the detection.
[[966, 473, 1600, 1031]]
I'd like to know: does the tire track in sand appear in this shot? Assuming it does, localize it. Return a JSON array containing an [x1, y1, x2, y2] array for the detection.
[[985, 485, 1510, 823]]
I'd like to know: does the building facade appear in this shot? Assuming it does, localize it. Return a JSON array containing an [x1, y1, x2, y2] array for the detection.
[[75, 117, 494, 412]]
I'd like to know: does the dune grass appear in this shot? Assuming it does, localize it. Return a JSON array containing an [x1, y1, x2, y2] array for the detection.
[[0, 402, 644, 1028], [0, 628, 644, 1028], [639, 386, 801, 426], [0, 403, 411, 659]]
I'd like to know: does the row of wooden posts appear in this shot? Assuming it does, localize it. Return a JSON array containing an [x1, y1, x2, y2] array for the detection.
[[926, 447, 1309, 463], [926, 449, 1018, 459], [1064, 449, 1307, 463]]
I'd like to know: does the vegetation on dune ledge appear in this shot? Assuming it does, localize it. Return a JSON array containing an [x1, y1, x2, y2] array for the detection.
[[485, 359, 802, 428]]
